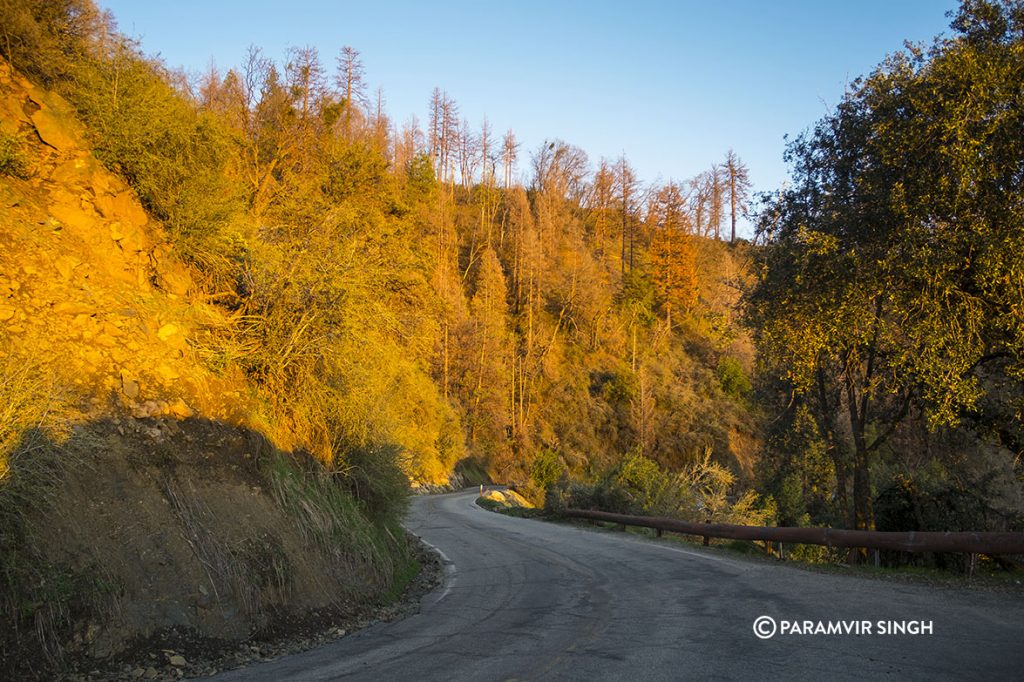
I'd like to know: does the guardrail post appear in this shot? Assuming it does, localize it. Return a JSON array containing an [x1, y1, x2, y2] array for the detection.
[[655, 527, 663, 538]]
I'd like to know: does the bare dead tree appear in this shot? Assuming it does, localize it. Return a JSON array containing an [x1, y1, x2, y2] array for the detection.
[[724, 149, 752, 243]]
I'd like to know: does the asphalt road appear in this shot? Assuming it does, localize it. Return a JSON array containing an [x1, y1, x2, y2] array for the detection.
[[211, 490, 1024, 681]]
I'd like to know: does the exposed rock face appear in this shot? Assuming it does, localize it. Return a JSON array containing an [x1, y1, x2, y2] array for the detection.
[[0, 56, 248, 423]]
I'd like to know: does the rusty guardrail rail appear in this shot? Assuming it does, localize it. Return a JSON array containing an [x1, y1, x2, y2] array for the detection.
[[563, 509, 1024, 555]]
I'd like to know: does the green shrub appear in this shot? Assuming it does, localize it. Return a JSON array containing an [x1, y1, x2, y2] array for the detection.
[[614, 451, 670, 513], [530, 448, 563, 493], [0, 132, 28, 179], [340, 442, 410, 528], [563, 448, 776, 526], [716, 356, 751, 398], [476, 496, 502, 511]]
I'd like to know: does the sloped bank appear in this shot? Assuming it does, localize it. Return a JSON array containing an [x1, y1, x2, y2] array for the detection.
[[0, 416, 440, 680]]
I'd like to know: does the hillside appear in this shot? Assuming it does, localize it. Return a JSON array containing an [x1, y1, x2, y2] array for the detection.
[[0, 55, 419, 679]]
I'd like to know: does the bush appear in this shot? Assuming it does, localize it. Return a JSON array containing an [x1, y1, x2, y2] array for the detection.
[[563, 448, 776, 526], [716, 356, 751, 399], [338, 443, 410, 528], [476, 496, 502, 511], [0, 131, 28, 179], [614, 451, 670, 513], [563, 479, 633, 515], [530, 448, 563, 494]]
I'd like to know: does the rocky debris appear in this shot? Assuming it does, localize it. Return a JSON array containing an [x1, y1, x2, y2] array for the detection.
[[0, 53, 254, 425], [31, 105, 80, 151], [120, 370, 140, 399]]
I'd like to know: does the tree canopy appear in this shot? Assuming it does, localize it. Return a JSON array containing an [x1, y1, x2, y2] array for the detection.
[[751, 0, 1024, 529]]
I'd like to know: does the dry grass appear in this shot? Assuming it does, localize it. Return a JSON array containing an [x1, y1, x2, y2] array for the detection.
[[0, 351, 62, 478], [263, 453, 408, 598], [0, 347, 98, 668], [0, 426, 102, 670], [162, 476, 288, 618], [0, 130, 28, 179]]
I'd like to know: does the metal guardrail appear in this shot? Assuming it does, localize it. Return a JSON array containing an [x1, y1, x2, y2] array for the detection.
[[562, 509, 1024, 555]]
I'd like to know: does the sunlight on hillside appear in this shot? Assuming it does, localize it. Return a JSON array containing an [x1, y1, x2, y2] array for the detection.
[[0, 0, 1021, 677]]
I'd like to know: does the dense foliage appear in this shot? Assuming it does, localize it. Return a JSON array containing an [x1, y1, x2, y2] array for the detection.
[[751, 0, 1024, 534], [0, 0, 758, 504]]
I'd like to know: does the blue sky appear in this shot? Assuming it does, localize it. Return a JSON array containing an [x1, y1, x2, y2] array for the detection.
[[99, 0, 959, 236]]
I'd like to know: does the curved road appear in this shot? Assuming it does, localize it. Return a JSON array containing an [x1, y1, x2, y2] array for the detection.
[[213, 490, 1023, 680]]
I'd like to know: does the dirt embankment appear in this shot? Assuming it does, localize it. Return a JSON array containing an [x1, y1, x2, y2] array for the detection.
[[2, 417, 438, 680]]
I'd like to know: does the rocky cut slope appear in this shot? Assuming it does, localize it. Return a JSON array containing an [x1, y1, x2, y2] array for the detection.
[[0, 56, 413, 680], [0, 55, 245, 425]]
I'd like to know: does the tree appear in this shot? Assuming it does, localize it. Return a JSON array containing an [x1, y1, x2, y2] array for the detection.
[[370, 86, 389, 152], [464, 245, 512, 458], [650, 226, 699, 327], [750, 0, 1024, 530], [587, 159, 616, 253], [723, 150, 751, 243], [336, 45, 366, 109], [457, 116, 476, 189], [0, 0, 106, 85], [688, 170, 711, 238], [242, 59, 295, 218], [479, 116, 493, 188], [707, 165, 725, 240], [501, 128, 519, 188], [285, 45, 326, 120], [616, 155, 638, 274], [649, 182, 699, 326]]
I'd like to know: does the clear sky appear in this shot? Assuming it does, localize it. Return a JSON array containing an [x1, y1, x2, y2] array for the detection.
[[99, 0, 959, 237]]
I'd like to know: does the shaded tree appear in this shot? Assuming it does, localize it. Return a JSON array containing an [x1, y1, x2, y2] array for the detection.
[[750, 0, 1024, 530]]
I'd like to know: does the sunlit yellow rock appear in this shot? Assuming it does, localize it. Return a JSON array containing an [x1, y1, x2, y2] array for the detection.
[[156, 364, 181, 382], [82, 349, 104, 368], [31, 108, 79, 151], [168, 399, 193, 419], [49, 202, 94, 235], [120, 369, 140, 399], [55, 254, 81, 280], [481, 489, 534, 509], [95, 192, 148, 227], [157, 323, 179, 341], [54, 301, 94, 315]]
